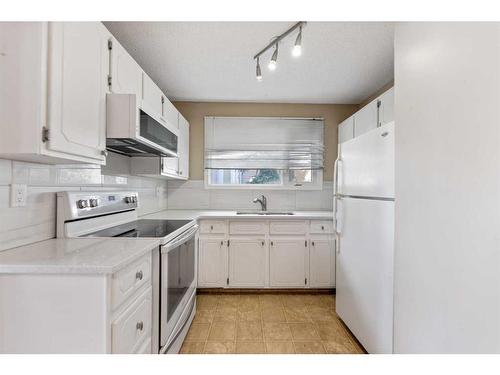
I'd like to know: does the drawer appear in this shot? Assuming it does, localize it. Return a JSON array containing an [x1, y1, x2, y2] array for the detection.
[[199, 220, 226, 234], [111, 253, 152, 310], [270, 220, 307, 235], [229, 220, 267, 235], [112, 287, 152, 354], [310, 220, 334, 234]]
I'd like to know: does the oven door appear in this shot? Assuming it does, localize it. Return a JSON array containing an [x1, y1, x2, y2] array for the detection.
[[160, 224, 198, 350]]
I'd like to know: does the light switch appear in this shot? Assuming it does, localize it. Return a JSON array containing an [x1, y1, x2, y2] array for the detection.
[[10, 184, 27, 207]]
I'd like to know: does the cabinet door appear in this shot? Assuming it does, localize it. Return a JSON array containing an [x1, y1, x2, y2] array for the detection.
[[309, 238, 335, 288], [379, 87, 394, 126], [177, 114, 189, 179], [338, 116, 354, 144], [354, 99, 378, 137], [162, 97, 179, 129], [142, 73, 163, 116], [228, 238, 266, 288], [46, 22, 109, 163], [269, 238, 307, 288], [110, 37, 143, 100], [198, 237, 227, 287], [161, 157, 179, 176]]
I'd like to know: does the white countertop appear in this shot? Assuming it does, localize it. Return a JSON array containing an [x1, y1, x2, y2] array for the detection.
[[142, 209, 333, 221], [0, 238, 160, 274]]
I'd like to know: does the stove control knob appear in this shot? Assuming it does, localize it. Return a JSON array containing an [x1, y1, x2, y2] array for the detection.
[[125, 196, 133, 204], [77, 199, 88, 209], [89, 198, 99, 208]]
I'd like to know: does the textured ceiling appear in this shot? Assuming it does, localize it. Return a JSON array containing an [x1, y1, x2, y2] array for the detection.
[[104, 22, 394, 104]]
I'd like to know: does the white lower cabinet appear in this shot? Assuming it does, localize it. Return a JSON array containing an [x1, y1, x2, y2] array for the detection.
[[309, 238, 335, 288], [197, 237, 227, 287], [269, 238, 308, 288], [111, 286, 152, 354], [198, 219, 335, 290], [228, 238, 266, 287], [0, 252, 154, 353]]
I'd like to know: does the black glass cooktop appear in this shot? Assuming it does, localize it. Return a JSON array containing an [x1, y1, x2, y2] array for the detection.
[[83, 219, 192, 238]]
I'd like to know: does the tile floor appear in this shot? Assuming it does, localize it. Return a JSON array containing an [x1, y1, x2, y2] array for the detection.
[[180, 293, 365, 354]]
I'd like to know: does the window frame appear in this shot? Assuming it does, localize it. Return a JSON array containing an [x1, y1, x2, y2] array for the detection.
[[204, 169, 323, 190]]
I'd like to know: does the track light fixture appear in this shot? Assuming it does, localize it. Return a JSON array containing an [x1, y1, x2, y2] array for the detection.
[[256, 57, 262, 81], [253, 21, 306, 81], [268, 44, 278, 71]]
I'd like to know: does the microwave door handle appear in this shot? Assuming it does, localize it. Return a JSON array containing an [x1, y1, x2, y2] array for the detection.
[[161, 225, 198, 253]]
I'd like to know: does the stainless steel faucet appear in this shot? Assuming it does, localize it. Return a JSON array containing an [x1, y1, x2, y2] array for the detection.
[[253, 195, 267, 211]]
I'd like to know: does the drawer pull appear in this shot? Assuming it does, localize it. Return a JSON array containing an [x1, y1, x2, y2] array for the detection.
[[321, 225, 325, 230], [136, 321, 144, 331], [136, 270, 143, 280], [261, 240, 265, 246], [210, 225, 214, 230]]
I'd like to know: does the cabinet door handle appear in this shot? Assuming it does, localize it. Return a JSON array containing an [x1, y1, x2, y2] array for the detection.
[[261, 240, 265, 246], [220, 240, 224, 246], [270, 241, 274, 246], [136, 270, 143, 280], [321, 225, 325, 230], [210, 225, 214, 230], [136, 321, 144, 331], [312, 241, 315, 246]]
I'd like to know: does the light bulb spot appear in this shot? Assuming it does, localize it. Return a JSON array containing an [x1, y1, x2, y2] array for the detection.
[[292, 45, 302, 57], [268, 60, 277, 71]]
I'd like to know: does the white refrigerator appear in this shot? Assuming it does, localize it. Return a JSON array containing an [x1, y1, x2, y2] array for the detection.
[[334, 121, 395, 354]]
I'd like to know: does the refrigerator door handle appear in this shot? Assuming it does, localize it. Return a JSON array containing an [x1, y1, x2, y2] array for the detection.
[[335, 197, 343, 236], [333, 157, 339, 196]]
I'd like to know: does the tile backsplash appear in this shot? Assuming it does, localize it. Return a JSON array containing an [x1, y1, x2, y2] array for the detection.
[[0, 152, 333, 252], [166, 179, 333, 211], [0, 153, 168, 251]]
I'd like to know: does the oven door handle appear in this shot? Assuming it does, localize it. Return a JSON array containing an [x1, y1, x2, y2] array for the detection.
[[161, 224, 199, 253]]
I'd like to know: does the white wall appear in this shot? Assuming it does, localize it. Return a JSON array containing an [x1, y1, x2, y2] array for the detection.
[[0, 153, 168, 251], [394, 23, 500, 353]]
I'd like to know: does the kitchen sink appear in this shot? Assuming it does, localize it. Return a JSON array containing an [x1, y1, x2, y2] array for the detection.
[[236, 211, 294, 215]]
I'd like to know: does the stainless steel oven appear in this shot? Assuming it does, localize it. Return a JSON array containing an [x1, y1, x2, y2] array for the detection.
[[160, 223, 198, 353]]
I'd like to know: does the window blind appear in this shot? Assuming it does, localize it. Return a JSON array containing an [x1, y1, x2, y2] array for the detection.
[[204, 117, 325, 170]]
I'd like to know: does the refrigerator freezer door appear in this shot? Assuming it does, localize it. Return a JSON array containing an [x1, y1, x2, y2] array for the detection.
[[339, 122, 394, 198], [336, 197, 394, 353]]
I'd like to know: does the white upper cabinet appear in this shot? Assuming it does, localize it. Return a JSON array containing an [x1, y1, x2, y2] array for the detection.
[[162, 97, 179, 129], [0, 22, 110, 164], [142, 73, 178, 130], [338, 116, 354, 144], [338, 86, 394, 144], [109, 37, 143, 100], [178, 113, 189, 179], [142, 73, 163, 117], [354, 99, 378, 137], [45, 22, 110, 163], [378, 86, 394, 126]]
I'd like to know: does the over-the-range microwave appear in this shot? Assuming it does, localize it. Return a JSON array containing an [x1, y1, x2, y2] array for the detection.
[[106, 93, 179, 157]]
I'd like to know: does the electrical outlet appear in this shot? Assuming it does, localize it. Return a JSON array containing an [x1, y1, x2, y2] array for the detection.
[[10, 184, 27, 207]]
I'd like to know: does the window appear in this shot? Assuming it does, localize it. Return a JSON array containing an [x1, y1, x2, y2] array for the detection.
[[204, 117, 324, 190]]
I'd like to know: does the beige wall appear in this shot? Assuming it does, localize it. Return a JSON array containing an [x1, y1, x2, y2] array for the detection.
[[172, 102, 358, 181]]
